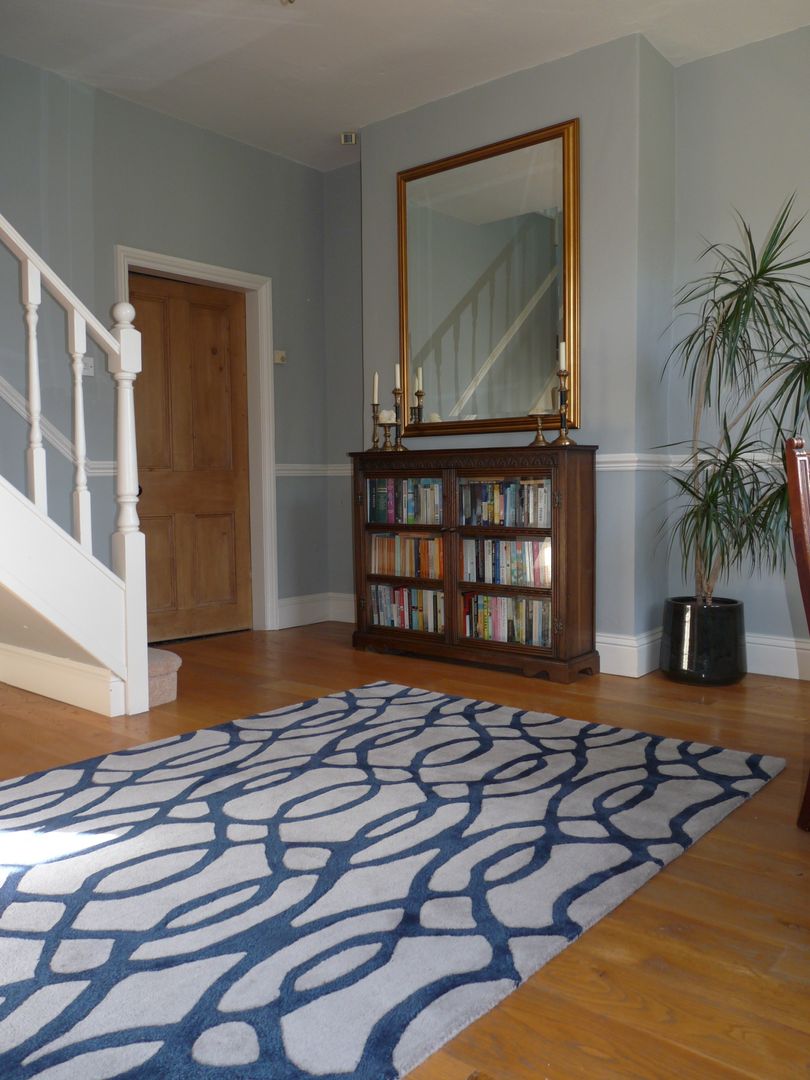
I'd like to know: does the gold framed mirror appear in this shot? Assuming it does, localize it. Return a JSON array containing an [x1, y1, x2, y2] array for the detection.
[[397, 118, 580, 437]]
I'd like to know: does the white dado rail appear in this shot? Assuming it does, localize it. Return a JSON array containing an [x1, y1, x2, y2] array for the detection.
[[0, 211, 148, 714]]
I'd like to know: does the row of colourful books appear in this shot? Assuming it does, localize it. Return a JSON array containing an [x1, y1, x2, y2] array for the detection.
[[367, 478, 443, 524], [462, 593, 551, 646], [459, 478, 551, 528], [370, 533, 443, 579], [462, 537, 551, 587], [370, 585, 445, 633]]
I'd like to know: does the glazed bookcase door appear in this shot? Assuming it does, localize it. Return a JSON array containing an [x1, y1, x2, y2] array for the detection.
[[455, 469, 554, 654], [358, 469, 449, 641]]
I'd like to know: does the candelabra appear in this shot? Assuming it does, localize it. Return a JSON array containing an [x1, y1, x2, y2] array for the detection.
[[370, 377, 421, 451]]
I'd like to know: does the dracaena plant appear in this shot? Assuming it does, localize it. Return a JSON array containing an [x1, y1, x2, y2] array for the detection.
[[666, 196, 810, 603]]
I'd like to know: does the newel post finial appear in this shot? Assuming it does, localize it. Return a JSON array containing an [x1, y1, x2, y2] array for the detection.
[[111, 301, 136, 331]]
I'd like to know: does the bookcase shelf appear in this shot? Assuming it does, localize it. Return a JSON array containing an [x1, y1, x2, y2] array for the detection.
[[350, 445, 598, 683], [458, 581, 551, 596]]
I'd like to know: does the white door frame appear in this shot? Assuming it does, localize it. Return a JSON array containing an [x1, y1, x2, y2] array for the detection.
[[115, 245, 279, 631]]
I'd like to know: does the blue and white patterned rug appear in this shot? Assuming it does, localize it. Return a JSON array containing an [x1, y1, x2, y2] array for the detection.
[[0, 682, 783, 1078]]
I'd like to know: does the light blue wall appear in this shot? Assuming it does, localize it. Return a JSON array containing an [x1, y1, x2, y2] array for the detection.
[[324, 162, 364, 594], [0, 53, 329, 599], [324, 162, 364, 465], [361, 35, 642, 455], [671, 29, 810, 638], [360, 36, 658, 640], [359, 27, 810, 646], [634, 37, 676, 632], [3, 28, 807, 640]]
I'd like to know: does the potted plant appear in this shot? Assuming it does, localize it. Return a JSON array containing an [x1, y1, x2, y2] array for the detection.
[[660, 197, 810, 684]]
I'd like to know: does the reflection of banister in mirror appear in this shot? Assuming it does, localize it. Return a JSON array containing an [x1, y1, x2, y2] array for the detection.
[[449, 264, 558, 418], [398, 118, 579, 437]]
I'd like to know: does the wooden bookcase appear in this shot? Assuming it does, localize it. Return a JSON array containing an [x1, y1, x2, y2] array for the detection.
[[350, 444, 598, 683]]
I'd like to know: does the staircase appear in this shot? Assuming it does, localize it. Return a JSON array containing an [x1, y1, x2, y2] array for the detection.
[[0, 212, 148, 716]]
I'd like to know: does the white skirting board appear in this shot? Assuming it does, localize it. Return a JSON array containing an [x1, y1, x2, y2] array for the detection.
[[746, 632, 810, 681], [277, 592, 356, 628], [276, 595, 810, 681], [0, 642, 126, 716], [597, 629, 810, 680], [594, 629, 664, 679]]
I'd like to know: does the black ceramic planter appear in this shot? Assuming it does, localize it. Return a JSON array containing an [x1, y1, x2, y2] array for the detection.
[[660, 596, 747, 685]]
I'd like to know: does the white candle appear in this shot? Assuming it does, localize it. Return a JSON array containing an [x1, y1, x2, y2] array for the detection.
[[559, 341, 566, 372], [395, 363, 400, 389], [417, 366, 423, 393], [372, 371, 379, 404]]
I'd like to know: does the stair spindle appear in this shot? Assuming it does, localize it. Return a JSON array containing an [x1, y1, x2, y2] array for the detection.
[[68, 310, 92, 551], [22, 259, 47, 512]]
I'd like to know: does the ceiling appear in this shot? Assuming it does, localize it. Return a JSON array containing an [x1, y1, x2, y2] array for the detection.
[[0, 0, 807, 170]]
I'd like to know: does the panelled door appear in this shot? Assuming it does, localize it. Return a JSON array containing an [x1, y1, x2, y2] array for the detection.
[[130, 272, 252, 642]]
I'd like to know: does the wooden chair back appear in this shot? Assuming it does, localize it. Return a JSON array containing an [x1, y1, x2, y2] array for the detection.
[[785, 437, 810, 830]]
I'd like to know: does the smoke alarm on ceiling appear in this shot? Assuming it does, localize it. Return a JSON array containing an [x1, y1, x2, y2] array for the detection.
[[340, 131, 358, 146]]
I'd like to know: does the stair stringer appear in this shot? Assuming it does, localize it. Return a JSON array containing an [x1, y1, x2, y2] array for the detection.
[[0, 474, 127, 691]]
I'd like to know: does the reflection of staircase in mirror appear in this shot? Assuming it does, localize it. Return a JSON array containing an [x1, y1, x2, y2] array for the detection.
[[411, 213, 560, 420], [527, 365, 559, 416]]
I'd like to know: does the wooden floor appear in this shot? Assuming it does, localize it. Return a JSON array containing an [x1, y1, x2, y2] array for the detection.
[[1, 623, 808, 1079]]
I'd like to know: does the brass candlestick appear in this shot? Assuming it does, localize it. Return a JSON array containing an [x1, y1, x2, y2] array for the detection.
[[393, 387, 405, 451], [549, 368, 576, 446], [529, 413, 546, 447], [370, 402, 380, 450], [379, 422, 395, 451]]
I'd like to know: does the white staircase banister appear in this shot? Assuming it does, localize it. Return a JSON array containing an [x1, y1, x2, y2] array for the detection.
[[0, 211, 119, 356], [0, 211, 150, 716]]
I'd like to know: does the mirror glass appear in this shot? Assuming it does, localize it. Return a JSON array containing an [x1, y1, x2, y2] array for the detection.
[[398, 119, 579, 436]]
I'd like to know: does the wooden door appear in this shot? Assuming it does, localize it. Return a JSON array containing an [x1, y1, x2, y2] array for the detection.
[[130, 273, 252, 642]]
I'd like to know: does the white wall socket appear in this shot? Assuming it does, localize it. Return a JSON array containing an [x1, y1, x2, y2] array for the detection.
[[274, 350, 287, 365]]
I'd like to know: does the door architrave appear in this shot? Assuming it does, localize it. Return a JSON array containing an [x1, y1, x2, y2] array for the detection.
[[115, 245, 279, 631]]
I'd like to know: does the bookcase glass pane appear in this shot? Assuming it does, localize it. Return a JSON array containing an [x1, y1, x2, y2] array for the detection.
[[370, 533, 443, 579], [458, 477, 551, 527], [462, 594, 551, 647], [370, 584, 445, 633], [461, 536, 551, 586], [367, 477, 443, 524]]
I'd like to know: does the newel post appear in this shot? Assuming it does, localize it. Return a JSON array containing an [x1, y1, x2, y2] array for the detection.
[[109, 301, 149, 714]]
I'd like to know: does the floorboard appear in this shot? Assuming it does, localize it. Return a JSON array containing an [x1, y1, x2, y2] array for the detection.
[[0, 623, 808, 1079]]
